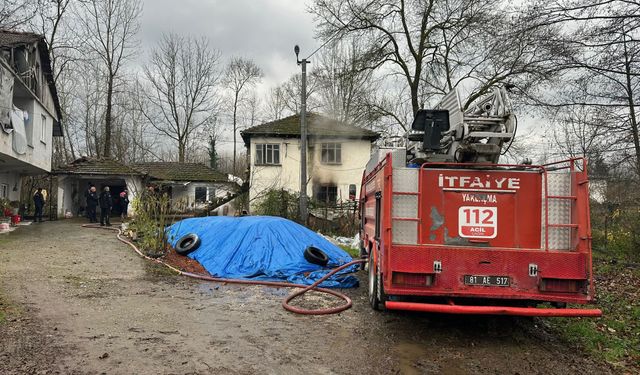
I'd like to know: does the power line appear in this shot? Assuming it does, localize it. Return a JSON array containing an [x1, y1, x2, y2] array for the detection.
[[306, 32, 340, 60]]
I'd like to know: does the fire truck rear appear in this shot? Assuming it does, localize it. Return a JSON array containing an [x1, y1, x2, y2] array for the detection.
[[360, 88, 602, 316]]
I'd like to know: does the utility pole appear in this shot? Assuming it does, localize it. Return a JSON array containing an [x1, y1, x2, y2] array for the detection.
[[294, 45, 309, 224]]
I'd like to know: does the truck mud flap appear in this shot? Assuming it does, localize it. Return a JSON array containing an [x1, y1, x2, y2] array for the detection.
[[385, 301, 602, 317]]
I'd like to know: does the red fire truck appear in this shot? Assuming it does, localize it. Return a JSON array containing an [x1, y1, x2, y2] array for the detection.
[[360, 88, 602, 317]]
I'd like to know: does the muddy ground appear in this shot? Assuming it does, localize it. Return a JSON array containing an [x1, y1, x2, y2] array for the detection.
[[0, 220, 616, 374]]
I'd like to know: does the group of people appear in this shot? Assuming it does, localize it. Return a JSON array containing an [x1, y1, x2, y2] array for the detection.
[[85, 183, 129, 226], [29, 184, 129, 225]]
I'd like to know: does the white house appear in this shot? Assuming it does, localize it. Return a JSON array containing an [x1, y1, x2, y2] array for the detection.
[[241, 113, 379, 211], [132, 162, 240, 215], [0, 31, 62, 202], [54, 158, 240, 217]]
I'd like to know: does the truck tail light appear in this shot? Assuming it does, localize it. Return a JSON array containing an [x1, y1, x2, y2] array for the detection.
[[539, 278, 583, 293], [392, 272, 433, 287]]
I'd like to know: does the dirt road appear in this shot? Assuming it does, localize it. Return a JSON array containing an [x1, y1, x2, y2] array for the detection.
[[0, 220, 613, 374]]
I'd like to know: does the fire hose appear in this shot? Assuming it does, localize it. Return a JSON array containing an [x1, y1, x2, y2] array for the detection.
[[82, 224, 366, 315]]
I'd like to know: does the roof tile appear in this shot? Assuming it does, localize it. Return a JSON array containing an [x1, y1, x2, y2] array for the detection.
[[54, 158, 228, 183], [132, 162, 228, 183], [53, 157, 144, 176], [241, 113, 379, 143], [0, 29, 42, 47]]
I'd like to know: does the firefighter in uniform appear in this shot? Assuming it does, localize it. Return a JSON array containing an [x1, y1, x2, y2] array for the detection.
[[33, 188, 45, 223], [99, 186, 113, 226], [86, 186, 98, 223]]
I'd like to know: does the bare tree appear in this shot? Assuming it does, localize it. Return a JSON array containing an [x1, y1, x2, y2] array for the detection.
[[551, 103, 613, 159], [246, 92, 262, 128], [311, 0, 573, 129], [280, 72, 321, 114], [311, 0, 468, 117], [76, 0, 141, 158], [0, 0, 39, 29], [33, 0, 76, 165], [527, 0, 640, 176], [111, 79, 160, 163], [264, 86, 288, 121], [314, 39, 381, 127], [223, 57, 263, 173], [141, 33, 222, 163], [75, 59, 107, 158]]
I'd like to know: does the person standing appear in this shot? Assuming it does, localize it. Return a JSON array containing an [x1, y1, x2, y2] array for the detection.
[[83, 182, 93, 218], [99, 186, 113, 226], [33, 188, 45, 223], [120, 190, 129, 219], [86, 186, 98, 223]]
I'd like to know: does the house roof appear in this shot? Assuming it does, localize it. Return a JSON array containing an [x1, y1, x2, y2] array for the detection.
[[0, 30, 42, 46], [54, 158, 230, 183], [240, 113, 379, 144], [0, 29, 63, 136], [52, 156, 229, 182], [132, 162, 228, 183], [52, 157, 145, 176]]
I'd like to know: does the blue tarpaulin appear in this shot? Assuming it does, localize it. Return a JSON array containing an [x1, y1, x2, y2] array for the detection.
[[166, 216, 359, 288]]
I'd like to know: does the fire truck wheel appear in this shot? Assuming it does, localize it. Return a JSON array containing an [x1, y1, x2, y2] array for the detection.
[[304, 246, 329, 267], [175, 233, 201, 256], [368, 254, 385, 310]]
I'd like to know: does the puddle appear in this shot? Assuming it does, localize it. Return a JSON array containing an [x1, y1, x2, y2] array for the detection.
[[393, 342, 458, 375]]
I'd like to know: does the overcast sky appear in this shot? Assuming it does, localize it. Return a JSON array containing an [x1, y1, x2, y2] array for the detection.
[[139, 0, 322, 153], [137, 0, 546, 159], [141, 0, 317, 92]]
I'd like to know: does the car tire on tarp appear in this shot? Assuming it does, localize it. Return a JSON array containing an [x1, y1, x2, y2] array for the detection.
[[304, 246, 329, 267], [175, 233, 201, 256]]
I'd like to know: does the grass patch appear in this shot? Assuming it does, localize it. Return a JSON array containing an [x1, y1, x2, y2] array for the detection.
[[144, 261, 179, 279], [0, 291, 20, 325], [0, 292, 8, 324], [338, 244, 360, 258], [548, 258, 640, 370]]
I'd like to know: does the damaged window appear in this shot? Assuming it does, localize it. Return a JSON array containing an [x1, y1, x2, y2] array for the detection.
[[349, 184, 357, 200], [321, 143, 341, 164], [317, 185, 337, 204], [255, 143, 280, 165], [195, 187, 207, 203]]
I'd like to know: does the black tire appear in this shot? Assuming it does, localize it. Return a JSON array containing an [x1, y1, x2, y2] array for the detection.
[[304, 246, 329, 266], [175, 233, 201, 256], [368, 252, 386, 311]]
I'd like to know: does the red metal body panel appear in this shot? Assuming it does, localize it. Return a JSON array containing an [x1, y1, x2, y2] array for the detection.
[[386, 245, 590, 303], [359, 154, 599, 316], [420, 169, 542, 248]]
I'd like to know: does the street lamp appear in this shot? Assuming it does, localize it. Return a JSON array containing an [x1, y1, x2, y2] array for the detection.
[[295, 45, 309, 224]]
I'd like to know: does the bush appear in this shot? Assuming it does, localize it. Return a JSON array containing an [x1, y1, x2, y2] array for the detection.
[[591, 201, 640, 262], [253, 189, 299, 220], [128, 192, 174, 258]]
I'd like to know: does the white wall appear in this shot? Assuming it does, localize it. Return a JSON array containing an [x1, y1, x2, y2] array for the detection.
[[248, 136, 372, 210], [0, 92, 54, 173], [56, 175, 73, 217], [0, 172, 21, 201], [119, 176, 143, 217]]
